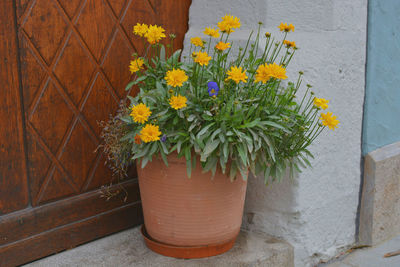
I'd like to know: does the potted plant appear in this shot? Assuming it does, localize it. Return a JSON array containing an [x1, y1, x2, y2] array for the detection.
[[101, 15, 339, 258]]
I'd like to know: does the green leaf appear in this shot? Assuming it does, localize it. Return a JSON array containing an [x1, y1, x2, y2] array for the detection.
[[169, 49, 182, 64], [210, 129, 222, 141], [141, 157, 149, 168], [239, 166, 248, 181], [187, 114, 196, 122], [129, 75, 147, 88], [142, 95, 157, 104], [159, 141, 169, 154], [203, 139, 220, 155], [303, 149, 315, 159], [261, 121, 291, 133], [196, 123, 215, 139], [219, 134, 226, 143], [184, 147, 191, 178], [188, 122, 197, 132], [177, 140, 183, 153], [229, 161, 238, 181], [223, 142, 229, 159], [238, 118, 261, 129], [160, 44, 166, 61], [245, 136, 253, 153], [259, 132, 276, 162], [120, 131, 136, 141], [264, 166, 271, 184], [237, 145, 247, 165], [125, 80, 136, 91], [132, 145, 150, 160], [149, 142, 158, 155], [120, 115, 132, 123], [226, 131, 234, 136], [203, 156, 217, 173], [202, 114, 213, 121], [156, 81, 166, 97], [160, 148, 168, 167]]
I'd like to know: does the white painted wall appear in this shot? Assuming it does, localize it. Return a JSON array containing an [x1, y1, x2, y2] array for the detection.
[[182, 1, 368, 266]]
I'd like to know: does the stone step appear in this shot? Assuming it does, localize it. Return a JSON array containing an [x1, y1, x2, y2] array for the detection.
[[24, 226, 294, 267]]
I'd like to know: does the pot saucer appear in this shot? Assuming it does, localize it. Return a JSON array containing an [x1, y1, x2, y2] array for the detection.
[[140, 225, 236, 259]]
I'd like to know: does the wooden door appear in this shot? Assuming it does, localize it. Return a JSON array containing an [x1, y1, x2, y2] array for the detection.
[[0, 1, 191, 266]]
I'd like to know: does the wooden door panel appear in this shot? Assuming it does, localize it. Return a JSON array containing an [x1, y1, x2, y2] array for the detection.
[[17, 0, 142, 204], [0, 0, 29, 215], [0, 0, 191, 265]]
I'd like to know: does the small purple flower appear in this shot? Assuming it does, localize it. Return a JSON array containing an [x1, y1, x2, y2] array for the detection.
[[208, 81, 219, 97], [161, 134, 167, 142]]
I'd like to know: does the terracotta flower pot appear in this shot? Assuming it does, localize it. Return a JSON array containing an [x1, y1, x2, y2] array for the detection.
[[137, 153, 248, 258]]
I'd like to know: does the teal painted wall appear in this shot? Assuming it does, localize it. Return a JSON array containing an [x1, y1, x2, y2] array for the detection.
[[363, 0, 400, 155]]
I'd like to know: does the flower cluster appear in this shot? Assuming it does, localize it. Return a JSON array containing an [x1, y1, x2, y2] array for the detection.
[[283, 40, 296, 49], [190, 37, 204, 48], [218, 14, 241, 33], [169, 95, 188, 110], [133, 23, 166, 44], [255, 63, 287, 83], [278, 22, 295, 32], [193, 51, 211, 66], [226, 66, 247, 84], [102, 15, 340, 184], [130, 103, 151, 124], [215, 41, 230, 51], [204, 27, 220, 38], [129, 58, 144, 73], [320, 112, 339, 130], [140, 124, 162, 143], [165, 68, 188, 87]]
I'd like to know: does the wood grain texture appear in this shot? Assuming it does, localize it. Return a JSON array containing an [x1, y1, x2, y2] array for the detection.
[[0, 0, 29, 215], [0, 202, 143, 267], [0, 0, 191, 264], [0, 180, 140, 247], [15, 0, 193, 205]]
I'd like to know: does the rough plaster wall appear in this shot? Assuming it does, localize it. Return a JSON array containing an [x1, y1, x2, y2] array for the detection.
[[182, 1, 367, 266]]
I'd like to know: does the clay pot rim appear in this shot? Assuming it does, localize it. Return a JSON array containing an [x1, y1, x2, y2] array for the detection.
[[137, 151, 249, 180]]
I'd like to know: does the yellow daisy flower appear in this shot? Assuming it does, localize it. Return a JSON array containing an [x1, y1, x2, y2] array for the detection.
[[226, 66, 248, 84], [129, 58, 144, 73], [133, 23, 148, 37], [164, 68, 188, 87], [265, 32, 271, 38], [218, 14, 241, 33], [203, 27, 220, 38], [130, 103, 151, 124], [190, 37, 204, 47], [194, 51, 211, 66], [140, 124, 162, 143], [215, 41, 231, 51], [320, 112, 339, 130], [255, 63, 287, 83], [255, 64, 270, 84], [169, 95, 187, 110], [278, 23, 295, 32], [313, 98, 329, 110], [145, 24, 166, 44], [283, 40, 297, 49]]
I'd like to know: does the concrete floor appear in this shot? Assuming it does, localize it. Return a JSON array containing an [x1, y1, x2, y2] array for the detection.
[[23, 226, 294, 267], [22, 225, 400, 267], [322, 235, 400, 267]]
